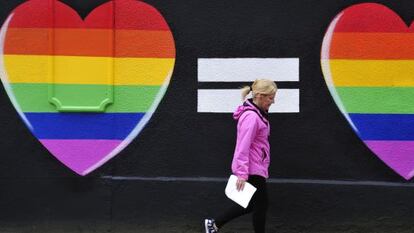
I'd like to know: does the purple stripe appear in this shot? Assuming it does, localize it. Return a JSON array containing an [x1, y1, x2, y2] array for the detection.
[[40, 139, 122, 175], [365, 140, 414, 179]]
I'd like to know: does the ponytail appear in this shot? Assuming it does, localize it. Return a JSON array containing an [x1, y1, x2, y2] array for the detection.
[[241, 86, 251, 101]]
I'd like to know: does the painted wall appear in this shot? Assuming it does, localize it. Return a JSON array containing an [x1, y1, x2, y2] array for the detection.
[[0, 0, 413, 232], [0, 0, 175, 176]]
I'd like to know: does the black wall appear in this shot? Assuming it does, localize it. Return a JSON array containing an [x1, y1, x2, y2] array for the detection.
[[1, 1, 414, 232]]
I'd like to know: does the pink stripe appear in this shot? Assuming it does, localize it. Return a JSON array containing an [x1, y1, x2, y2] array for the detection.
[[40, 139, 122, 175], [365, 140, 414, 179]]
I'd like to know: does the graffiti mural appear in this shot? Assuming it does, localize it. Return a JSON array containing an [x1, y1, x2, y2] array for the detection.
[[321, 3, 414, 179], [0, 0, 175, 175], [2, 0, 414, 232]]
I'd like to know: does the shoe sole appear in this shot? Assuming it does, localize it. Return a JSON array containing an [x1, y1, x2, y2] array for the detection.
[[204, 219, 209, 233]]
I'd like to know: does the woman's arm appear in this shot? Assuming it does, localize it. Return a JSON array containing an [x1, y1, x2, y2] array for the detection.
[[231, 112, 258, 183]]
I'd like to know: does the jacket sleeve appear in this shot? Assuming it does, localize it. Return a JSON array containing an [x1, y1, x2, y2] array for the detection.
[[231, 111, 258, 180]]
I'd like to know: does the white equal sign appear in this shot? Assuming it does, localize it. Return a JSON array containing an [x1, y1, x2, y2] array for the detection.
[[197, 58, 300, 113]]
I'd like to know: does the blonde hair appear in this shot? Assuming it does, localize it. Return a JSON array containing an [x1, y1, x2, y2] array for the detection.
[[241, 79, 277, 101]]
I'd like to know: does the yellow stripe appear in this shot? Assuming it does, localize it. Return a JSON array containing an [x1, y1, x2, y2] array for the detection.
[[4, 55, 175, 85], [327, 59, 414, 87]]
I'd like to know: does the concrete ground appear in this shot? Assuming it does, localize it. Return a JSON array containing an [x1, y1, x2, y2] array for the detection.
[[1, 221, 414, 233]]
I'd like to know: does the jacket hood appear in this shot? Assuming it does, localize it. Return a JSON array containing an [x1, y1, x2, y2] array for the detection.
[[233, 99, 269, 122]]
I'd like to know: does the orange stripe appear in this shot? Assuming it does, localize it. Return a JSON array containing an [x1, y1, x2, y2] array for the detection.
[[4, 28, 175, 58], [329, 32, 414, 59]]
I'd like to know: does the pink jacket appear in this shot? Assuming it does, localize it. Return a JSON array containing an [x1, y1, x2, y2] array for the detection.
[[231, 99, 271, 180]]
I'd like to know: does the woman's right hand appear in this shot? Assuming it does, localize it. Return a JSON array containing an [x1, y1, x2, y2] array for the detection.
[[236, 177, 246, 191]]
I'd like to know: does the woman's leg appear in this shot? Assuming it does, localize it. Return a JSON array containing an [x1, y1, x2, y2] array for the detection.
[[214, 175, 266, 229], [251, 176, 268, 233], [214, 198, 251, 228]]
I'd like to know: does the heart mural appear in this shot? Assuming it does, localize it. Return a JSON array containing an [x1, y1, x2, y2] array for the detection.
[[321, 3, 414, 179], [0, 0, 175, 175]]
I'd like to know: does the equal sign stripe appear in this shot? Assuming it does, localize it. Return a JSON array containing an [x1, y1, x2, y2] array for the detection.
[[197, 58, 299, 113]]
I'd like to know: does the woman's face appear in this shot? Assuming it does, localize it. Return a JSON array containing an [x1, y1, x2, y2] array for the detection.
[[257, 93, 275, 112]]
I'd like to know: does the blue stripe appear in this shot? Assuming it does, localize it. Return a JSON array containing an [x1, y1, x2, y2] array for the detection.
[[349, 114, 414, 140], [25, 113, 144, 140]]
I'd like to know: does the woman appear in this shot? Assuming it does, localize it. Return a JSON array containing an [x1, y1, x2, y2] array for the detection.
[[204, 79, 277, 233]]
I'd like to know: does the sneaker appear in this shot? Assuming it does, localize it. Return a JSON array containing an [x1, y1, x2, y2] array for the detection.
[[204, 218, 218, 233]]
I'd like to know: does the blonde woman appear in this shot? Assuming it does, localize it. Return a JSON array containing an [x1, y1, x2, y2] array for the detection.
[[204, 79, 277, 233]]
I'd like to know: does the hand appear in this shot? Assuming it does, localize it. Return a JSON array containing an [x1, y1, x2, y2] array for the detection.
[[236, 177, 246, 192]]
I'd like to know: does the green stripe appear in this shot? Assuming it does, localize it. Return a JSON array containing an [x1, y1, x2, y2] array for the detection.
[[337, 87, 414, 114], [10, 83, 161, 113]]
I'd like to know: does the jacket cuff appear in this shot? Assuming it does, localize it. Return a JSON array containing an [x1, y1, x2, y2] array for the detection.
[[235, 173, 248, 180]]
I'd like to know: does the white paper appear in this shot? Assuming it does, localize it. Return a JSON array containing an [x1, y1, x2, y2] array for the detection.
[[225, 175, 257, 208]]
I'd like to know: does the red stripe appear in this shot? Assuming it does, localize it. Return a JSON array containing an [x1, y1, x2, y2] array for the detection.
[[9, 0, 170, 30], [333, 3, 414, 32], [114, 0, 170, 30]]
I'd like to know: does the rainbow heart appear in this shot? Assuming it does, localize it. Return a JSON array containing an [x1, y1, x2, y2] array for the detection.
[[321, 3, 414, 179], [0, 0, 175, 175]]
